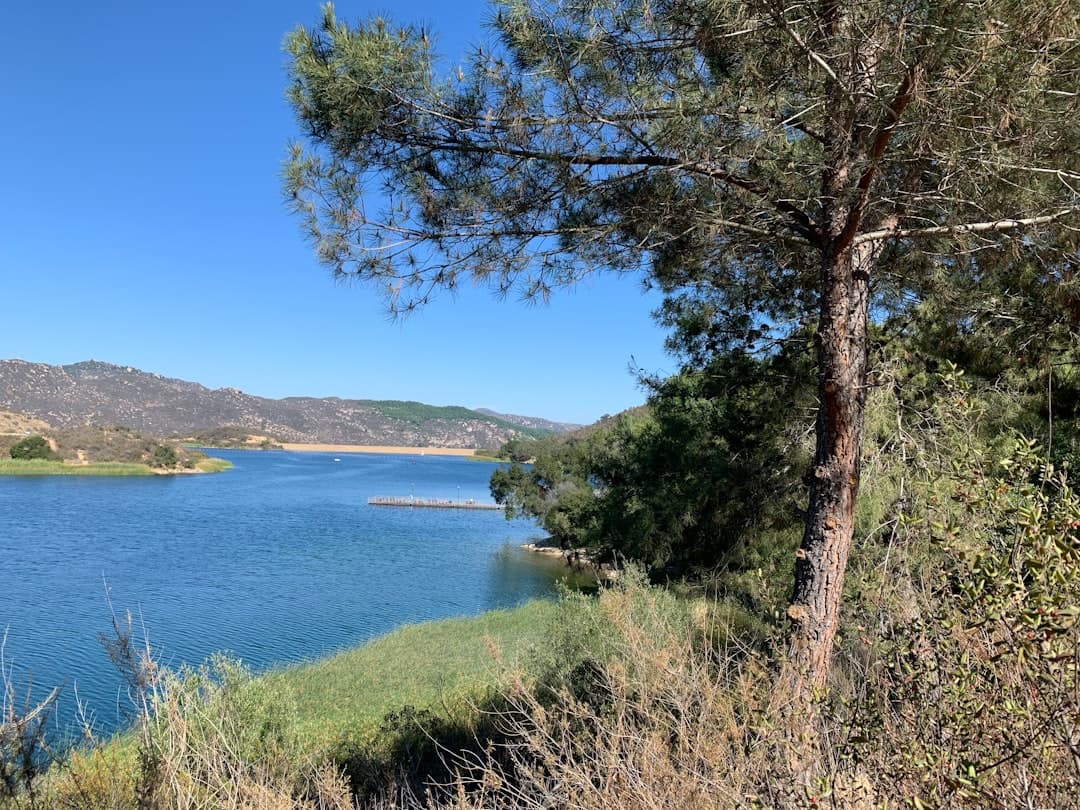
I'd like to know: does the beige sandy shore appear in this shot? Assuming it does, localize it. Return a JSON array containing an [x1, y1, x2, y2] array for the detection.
[[279, 442, 480, 457]]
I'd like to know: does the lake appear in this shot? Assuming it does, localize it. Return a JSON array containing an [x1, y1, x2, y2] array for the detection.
[[0, 449, 560, 736]]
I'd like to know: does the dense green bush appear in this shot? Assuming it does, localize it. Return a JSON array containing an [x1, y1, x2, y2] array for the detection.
[[150, 444, 179, 469], [815, 366, 1080, 808], [8, 435, 55, 461], [492, 347, 813, 575]]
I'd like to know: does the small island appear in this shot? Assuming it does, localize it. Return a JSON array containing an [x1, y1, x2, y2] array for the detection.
[[0, 411, 230, 476]]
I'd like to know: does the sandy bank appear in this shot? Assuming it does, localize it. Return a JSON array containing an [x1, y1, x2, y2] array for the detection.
[[279, 442, 480, 457]]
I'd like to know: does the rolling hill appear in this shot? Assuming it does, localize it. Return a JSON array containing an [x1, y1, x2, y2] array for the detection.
[[0, 359, 568, 449]]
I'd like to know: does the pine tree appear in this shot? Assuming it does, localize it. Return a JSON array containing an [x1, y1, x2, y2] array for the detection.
[[285, 0, 1080, 696]]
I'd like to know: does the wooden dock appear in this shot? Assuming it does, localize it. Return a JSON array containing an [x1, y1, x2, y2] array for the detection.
[[367, 496, 504, 511]]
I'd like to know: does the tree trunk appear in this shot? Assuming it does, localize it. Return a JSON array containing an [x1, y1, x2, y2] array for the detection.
[[787, 237, 876, 698]]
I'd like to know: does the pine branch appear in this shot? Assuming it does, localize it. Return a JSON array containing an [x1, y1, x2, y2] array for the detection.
[[853, 209, 1078, 244], [407, 132, 820, 240], [834, 67, 920, 254]]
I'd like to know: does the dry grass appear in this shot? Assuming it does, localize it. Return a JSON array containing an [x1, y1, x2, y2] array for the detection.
[[6, 562, 1078, 809], [0, 411, 52, 437], [391, 569, 1078, 810], [389, 582, 813, 810]]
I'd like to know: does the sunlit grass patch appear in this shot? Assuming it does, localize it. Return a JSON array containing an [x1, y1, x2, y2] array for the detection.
[[0, 458, 154, 476], [194, 457, 232, 473], [264, 599, 561, 750]]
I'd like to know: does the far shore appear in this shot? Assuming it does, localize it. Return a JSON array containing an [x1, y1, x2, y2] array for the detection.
[[278, 442, 481, 457]]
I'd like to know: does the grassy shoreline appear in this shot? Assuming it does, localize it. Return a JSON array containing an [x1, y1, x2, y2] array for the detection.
[[264, 599, 562, 749], [0, 459, 154, 476], [47, 597, 572, 804], [0, 457, 232, 476]]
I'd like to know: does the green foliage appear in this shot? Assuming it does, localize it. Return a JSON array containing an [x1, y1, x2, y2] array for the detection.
[[8, 435, 55, 461], [285, 0, 1078, 326], [492, 347, 813, 573], [495, 437, 539, 463], [150, 444, 179, 469], [892, 246, 1080, 466], [369, 400, 550, 438], [490, 429, 603, 548], [826, 367, 1080, 807]]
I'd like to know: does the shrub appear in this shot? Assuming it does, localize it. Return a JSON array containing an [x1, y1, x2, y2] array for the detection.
[[1, 679, 61, 805], [8, 436, 55, 461], [150, 444, 179, 469], [838, 401, 1080, 807]]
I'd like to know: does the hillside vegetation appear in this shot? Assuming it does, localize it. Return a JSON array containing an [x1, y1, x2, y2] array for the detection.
[[0, 410, 52, 436], [0, 418, 228, 474], [0, 360, 564, 448], [367, 400, 550, 439], [183, 426, 283, 449]]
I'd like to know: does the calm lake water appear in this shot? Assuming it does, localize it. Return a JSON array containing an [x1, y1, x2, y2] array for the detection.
[[0, 450, 559, 736]]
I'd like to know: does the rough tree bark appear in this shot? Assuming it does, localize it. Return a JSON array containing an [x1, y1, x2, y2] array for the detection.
[[788, 238, 879, 695], [785, 5, 897, 696]]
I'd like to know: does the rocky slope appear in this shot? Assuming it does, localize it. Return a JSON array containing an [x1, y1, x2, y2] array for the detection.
[[475, 408, 581, 435], [0, 360, 553, 448]]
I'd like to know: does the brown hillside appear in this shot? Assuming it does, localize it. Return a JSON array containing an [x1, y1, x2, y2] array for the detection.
[[0, 359, 556, 448], [0, 410, 54, 436]]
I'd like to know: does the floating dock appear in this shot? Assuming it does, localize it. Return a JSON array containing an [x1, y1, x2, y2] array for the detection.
[[367, 496, 504, 511]]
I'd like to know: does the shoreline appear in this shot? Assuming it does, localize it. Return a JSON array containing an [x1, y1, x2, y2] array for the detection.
[[521, 537, 619, 581], [0, 456, 232, 477]]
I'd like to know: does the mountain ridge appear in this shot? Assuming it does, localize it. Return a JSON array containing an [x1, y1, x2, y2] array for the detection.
[[475, 408, 582, 434], [0, 359, 570, 448]]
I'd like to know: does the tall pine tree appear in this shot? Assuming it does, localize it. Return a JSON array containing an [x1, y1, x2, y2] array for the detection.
[[285, 0, 1080, 696]]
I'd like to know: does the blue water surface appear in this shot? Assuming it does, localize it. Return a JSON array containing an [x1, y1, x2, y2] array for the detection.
[[0, 450, 556, 735]]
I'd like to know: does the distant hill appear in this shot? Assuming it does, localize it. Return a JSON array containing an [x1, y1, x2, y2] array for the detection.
[[475, 408, 581, 435], [0, 359, 555, 449]]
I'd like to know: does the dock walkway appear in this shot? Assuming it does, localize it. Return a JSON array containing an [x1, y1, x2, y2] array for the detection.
[[367, 496, 504, 511]]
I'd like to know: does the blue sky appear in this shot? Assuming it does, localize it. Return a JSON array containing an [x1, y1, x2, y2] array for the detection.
[[0, 0, 671, 425]]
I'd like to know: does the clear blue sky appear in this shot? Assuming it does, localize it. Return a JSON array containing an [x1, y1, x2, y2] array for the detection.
[[0, 0, 671, 425]]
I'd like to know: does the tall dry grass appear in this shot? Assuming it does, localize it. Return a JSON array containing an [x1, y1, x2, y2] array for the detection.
[[391, 370, 1080, 810]]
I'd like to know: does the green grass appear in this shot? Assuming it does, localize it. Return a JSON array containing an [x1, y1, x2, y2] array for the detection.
[[264, 599, 562, 749], [0, 457, 231, 476], [47, 598, 577, 805], [194, 457, 233, 473], [0, 458, 154, 476]]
